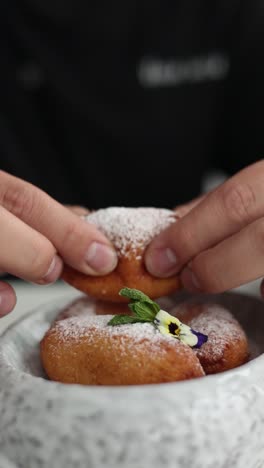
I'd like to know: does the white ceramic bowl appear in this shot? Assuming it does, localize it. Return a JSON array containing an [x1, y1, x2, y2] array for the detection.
[[0, 292, 263, 468]]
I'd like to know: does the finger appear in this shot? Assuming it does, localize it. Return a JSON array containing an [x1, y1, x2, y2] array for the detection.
[[66, 205, 90, 216], [0, 206, 63, 283], [180, 217, 264, 293], [174, 194, 207, 218], [0, 281, 17, 317], [0, 171, 117, 275], [145, 160, 264, 277]]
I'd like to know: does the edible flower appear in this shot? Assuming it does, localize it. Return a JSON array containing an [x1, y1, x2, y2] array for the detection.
[[107, 288, 208, 349]]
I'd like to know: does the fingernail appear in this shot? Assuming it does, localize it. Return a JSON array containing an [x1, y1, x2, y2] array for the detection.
[[85, 242, 117, 274], [75, 207, 90, 216], [181, 267, 202, 292], [145, 247, 179, 277], [0, 286, 17, 317], [40, 255, 63, 284]]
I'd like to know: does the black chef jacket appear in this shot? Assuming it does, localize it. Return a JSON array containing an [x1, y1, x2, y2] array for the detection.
[[0, 0, 263, 208]]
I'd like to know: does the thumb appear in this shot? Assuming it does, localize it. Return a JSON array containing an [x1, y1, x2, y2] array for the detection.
[[144, 225, 180, 278], [145, 194, 207, 278]]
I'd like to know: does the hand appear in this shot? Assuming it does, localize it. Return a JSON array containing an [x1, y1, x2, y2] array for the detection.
[[145, 160, 264, 294], [0, 171, 117, 316]]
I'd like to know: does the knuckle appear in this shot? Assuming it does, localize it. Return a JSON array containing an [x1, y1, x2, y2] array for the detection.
[[1, 184, 37, 220], [221, 183, 256, 226]]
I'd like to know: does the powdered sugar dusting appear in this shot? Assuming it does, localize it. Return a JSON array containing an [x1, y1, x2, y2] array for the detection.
[[53, 314, 185, 356], [85, 207, 176, 258], [188, 305, 246, 360]]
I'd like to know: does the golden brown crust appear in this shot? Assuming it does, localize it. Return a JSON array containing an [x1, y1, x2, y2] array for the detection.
[[41, 318, 204, 385], [62, 254, 182, 302], [41, 298, 249, 386], [62, 207, 182, 302], [172, 303, 249, 374]]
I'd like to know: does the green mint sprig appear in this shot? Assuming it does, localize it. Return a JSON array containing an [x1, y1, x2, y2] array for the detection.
[[107, 287, 208, 350], [107, 288, 160, 326]]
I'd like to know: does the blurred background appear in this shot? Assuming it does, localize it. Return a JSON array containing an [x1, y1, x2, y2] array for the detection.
[[1, 0, 263, 209]]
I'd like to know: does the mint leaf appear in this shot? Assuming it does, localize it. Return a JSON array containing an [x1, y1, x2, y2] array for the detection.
[[107, 315, 149, 326], [119, 288, 160, 312], [108, 288, 161, 328], [119, 288, 153, 303], [128, 301, 157, 321], [147, 300, 160, 315]]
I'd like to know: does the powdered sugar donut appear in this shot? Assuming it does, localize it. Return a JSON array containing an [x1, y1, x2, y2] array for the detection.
[[41, 313, 204, 385], [173, 303, 249, 374], [62, 207, 182, 302], [40, 295, 249, 386]]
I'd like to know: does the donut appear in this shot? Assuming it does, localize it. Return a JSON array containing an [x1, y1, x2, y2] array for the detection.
[[172, 302, 249, 374], [40, 294, 249, 385], [62, 207, 182, 302], [41, 314, 204, 385]]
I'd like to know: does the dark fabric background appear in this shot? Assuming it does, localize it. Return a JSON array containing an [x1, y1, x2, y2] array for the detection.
[[0, 0, 263, 208]]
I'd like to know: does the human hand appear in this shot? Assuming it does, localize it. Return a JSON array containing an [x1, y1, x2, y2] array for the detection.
[[0, 171, 117, 316], [145, 160, 264, 294]]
